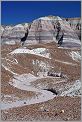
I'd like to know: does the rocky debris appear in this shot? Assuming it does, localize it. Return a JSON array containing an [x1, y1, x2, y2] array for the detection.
[[69, 51, 81, 61], [24, 102, 26, 104], [60, 110, 65, 113], [1, 97, 81, 121], [47, 71, 64, 78], [10, 47, 51, 59], [61, 80, 81, 96], [40, 106, 49, 112]]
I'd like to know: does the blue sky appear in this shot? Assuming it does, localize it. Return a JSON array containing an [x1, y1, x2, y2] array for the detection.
[[1, 1, 81, 25]]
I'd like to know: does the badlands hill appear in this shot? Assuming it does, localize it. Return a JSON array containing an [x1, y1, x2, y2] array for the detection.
[[1, 16, 81, 46]]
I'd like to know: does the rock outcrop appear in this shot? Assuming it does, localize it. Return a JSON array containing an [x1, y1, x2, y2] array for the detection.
[[25, 16, 80, 48], [1, 16, 81, 47], [1, 23, 29, 44]]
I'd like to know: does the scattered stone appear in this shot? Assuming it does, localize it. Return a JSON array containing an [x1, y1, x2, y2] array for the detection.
[[24, 102, 26, 104], [40, 106, 49, 112], [61, 109, 64, 113], [63, 118, 69, 121], [4, 111, 8, 114], [40, 106, 44, 110], [44, 109, 47, 112], [54, 113, 58, 116]]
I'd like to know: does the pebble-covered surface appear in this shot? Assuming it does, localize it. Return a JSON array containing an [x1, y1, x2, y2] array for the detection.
[[1, 96, 81, 121]]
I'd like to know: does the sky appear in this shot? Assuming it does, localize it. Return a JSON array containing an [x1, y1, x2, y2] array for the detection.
[[1, 1, 81, 25]]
